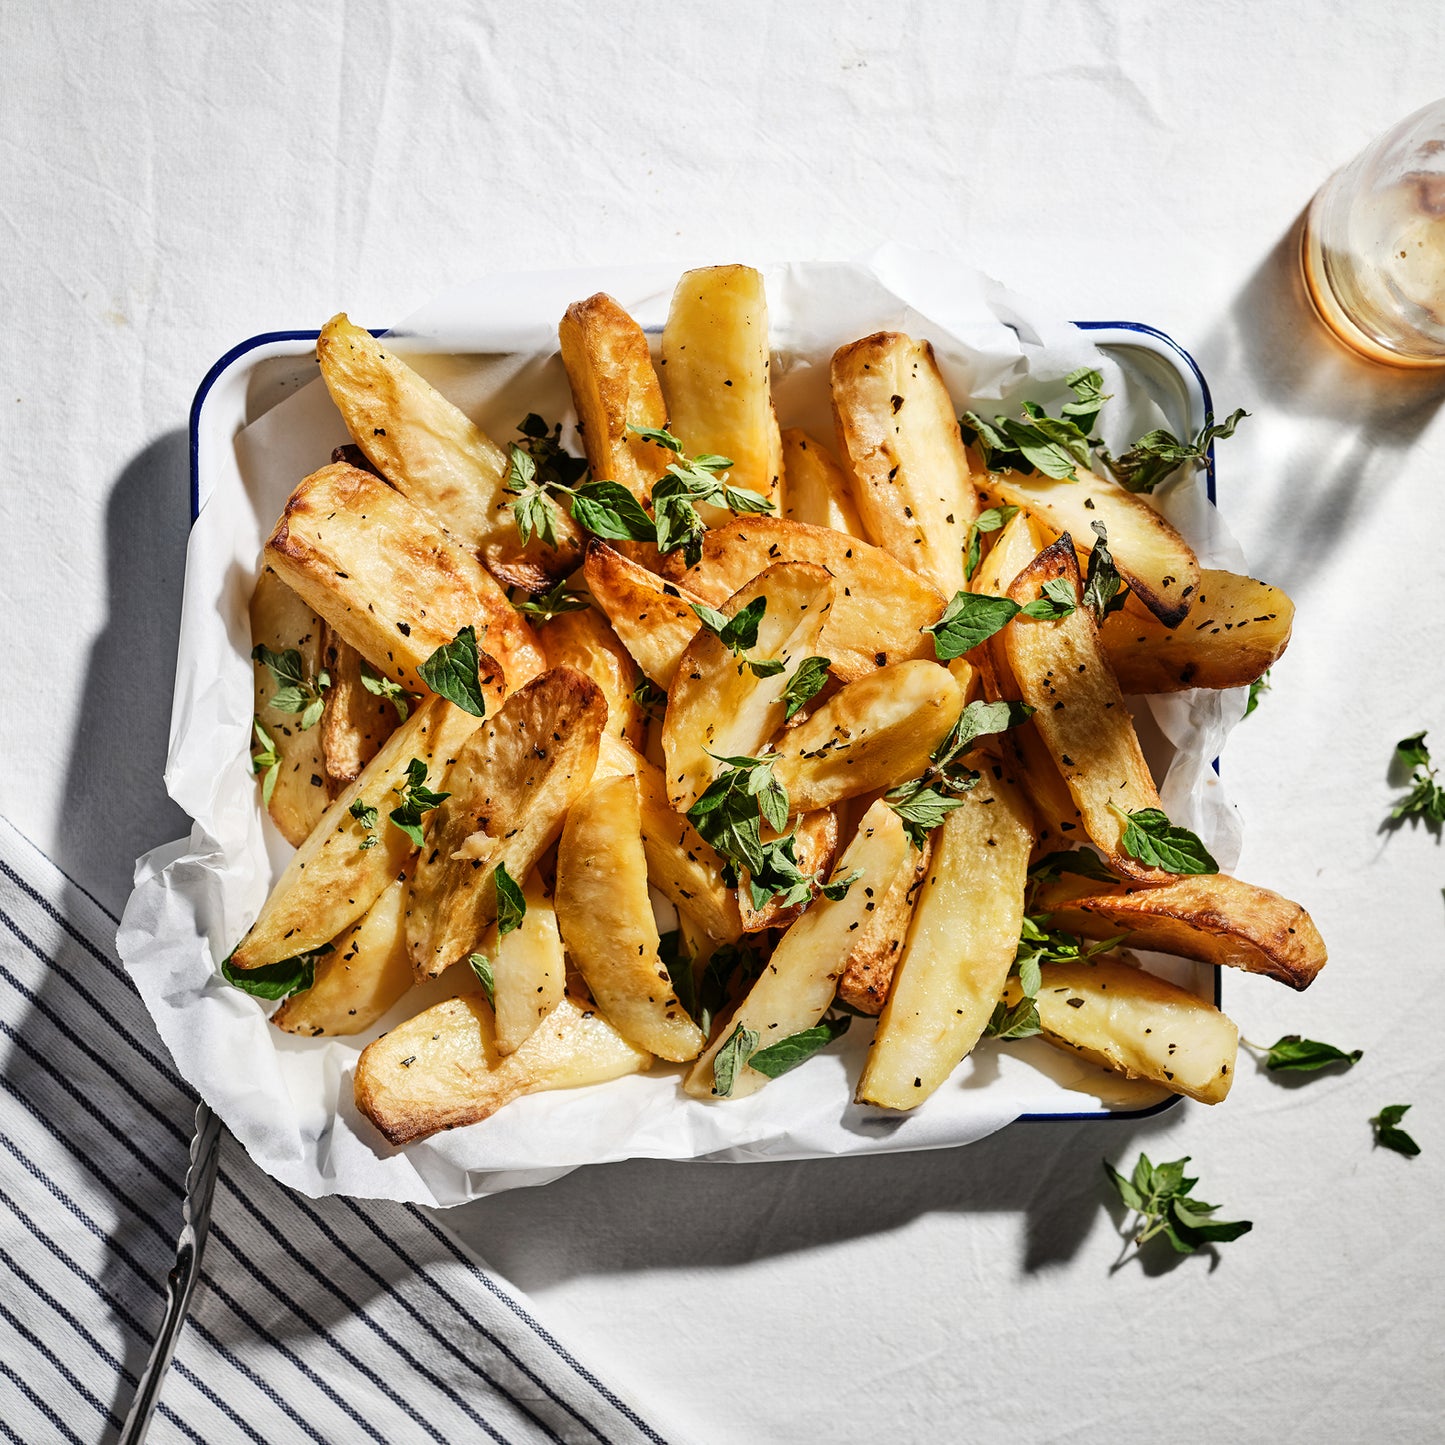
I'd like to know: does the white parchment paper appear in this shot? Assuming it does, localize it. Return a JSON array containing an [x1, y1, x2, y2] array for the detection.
[[117, 250, 1245, 1205]]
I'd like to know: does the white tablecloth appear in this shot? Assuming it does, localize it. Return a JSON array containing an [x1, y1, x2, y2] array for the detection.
[[2, 3, 1442, 1439]]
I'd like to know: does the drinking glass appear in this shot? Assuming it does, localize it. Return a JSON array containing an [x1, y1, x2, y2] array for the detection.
[[1302, 100, 1445, 368]]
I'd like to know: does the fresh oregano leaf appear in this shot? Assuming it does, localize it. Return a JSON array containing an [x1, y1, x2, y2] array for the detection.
[[418, 626, 490, 718], [747, 1015, 851, 1079]]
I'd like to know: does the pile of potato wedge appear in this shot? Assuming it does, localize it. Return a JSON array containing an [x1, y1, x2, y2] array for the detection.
[[228, 263, 1324, 1148]]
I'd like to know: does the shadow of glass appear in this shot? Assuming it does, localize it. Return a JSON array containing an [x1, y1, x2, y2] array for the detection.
[[1195, 212, 1445, 589], [54, 429, 192, 910]]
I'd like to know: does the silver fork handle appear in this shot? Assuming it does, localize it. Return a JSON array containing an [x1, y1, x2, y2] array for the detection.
[[119, 1102, 221, 1444]]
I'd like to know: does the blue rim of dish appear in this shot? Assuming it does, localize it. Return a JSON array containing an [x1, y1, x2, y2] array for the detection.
[[189, 319, 1223, 1127]]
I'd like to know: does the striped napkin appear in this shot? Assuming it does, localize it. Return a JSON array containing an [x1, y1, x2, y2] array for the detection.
[[0, 817, 670, 1445]]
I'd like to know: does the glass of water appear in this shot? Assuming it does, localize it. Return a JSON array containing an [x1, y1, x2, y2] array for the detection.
[[1302, 100, 1445, 368]]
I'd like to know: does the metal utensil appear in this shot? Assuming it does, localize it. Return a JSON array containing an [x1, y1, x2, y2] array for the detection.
[[118, 1101, 222, 1443]]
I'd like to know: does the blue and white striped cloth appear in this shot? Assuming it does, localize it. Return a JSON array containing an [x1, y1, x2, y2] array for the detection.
[[0, 817, 672, 1445]]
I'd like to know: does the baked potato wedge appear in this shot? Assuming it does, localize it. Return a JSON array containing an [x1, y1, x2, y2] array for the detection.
[[264, 461, 545, 697], [555, 773, 706, 1061], [354, 993, 650, 1145], [1002, 537, 1166, 882], [558, 292, 672, 503], [662, 561, 834, 811], [770, 660, 963, 814], [480, 869, 568, 1055], [856, 758, 1035, 1106], [656, 517, 945, 681], [836, 836, 931, 1015], [249, 567, 328, 846], [685, 800, 913, 1101], [407, 668, 606, 978], [583, 539, 709, 689], [831, 331, 979, 593], [660, 264, 782, 517], [230, 696, 484, 970], [1100, 570, 1295, 693], [975, 464, 1200, 628], [1033, 872, 1327, 990], [318, 623, 404, 797], [780, 428, 866, 538], [317, 313, 582, 590], [1003, 954, 1238, 1104], [539, 604, 646, 749], [272, 873, 414, 1037]]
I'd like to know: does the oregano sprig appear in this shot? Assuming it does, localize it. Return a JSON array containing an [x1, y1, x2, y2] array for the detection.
[[1104, 1153, 1253, 1256], [252, 644, 330, 729]]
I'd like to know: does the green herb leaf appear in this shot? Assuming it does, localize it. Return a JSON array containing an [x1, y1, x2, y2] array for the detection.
[[632, 677, 668, 719], [1264, 1035, 1362, 1073], [1389, 731, 1445, 826], [222, 945, 329, 1001], [359, 663, 410, 723], [626, 424, 685, 455], [963, 504, 1020, 580], [250, 719, 281, 807], [252, 645, 329, 728], [568, 481, 657, 541], [1372, 1104, 1421, 1157], [349, 797, 379, 831], [713, 1021, 760, 1097], [820, 867, 863, 903], [1100, 408, 1249, 494], [1080, 520, 1127, 624], [1111, 805, 1218, 875], [781, 656, 832, 721], [514, 580, 592, 624], [984, 997, 1042, 1039], [504, 442, 564, 547], [747, 1015, 851, 1079], [389, 757, 450, 846], [692, 596, 767, 654], [1104, 1153, 1252, 1256], [418, 626, 490, 718], [1027, 848, 1117, 885], [925, 592, 1022, 660], [1060, 367, 1109, 434], [251, 643, 304, 690], [494, 862, 526, 938], [1019, 576, 1078, 621], [469, 953, 496, 1009]]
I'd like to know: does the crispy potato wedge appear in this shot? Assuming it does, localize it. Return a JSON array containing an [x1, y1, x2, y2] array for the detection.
[[831, 332, 979, 593], [477, 870, 568, 1055], [555, 774, 706, 1061], [739, 809, 840, 933], [319, 623, 404, 797], [354, 993, 650, 1145], [610, 739, 745, 943], [231, 697, 483, 970], [249, 568, 328, 846], [265, 462, 543, 697], [780, 429, 866, 537], [317, 314, 581, 590], [1002, 538, 1165, 882], [1100, 570, 1295, 693], [1033, 873, 1327, 990], [662, 562, 834, 811], [272, 874, 414, 1037], [559, 293, 672, 503], [856, 760, 1035, 1106], [970, 512, 1084, 843], [657, 517, 945, 681], [1004, 955, 1238, 1104], [770, 660, 962, 814], [976, 465, 1200, 628], [539, 604, 646, 749], [685, 800, 913, 1100], [837, 837, 931, 1015], [407, 669, 606, 979], [583, 539, 709, 688], [660, 264, 782, 517]]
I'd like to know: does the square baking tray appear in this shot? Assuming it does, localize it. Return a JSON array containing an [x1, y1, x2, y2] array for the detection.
[[188, 315, 1222, 1129]]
